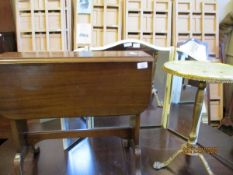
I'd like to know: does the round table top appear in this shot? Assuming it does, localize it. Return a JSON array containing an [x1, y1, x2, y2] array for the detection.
[[163, 61, 233, 83]]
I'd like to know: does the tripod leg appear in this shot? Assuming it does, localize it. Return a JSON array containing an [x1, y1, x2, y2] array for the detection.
[[14, 153, 23, 175], [198, 154, 214, 175], [153, 148, 183, 169]]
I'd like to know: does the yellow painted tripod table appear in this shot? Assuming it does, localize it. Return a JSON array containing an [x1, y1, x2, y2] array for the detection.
[[153, 61, 233, 175]]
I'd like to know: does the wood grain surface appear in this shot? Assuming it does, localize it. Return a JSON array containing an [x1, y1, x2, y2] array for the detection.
[[0, 51, 153, 120]]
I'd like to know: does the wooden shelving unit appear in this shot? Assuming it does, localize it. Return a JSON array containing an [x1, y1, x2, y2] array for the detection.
[[74, 0, 122, 49], [173, 0, 219, 59], [173, 0, 221, 123], [15, 0, 71, 52], [124, 0, 172, 47], [207, 83, 223, 123]]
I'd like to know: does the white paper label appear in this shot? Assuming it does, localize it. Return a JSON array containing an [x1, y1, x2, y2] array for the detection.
[[133, 43, 140, 48], [76, 23, 92, 44], [124, 42, 132, 47], [137, 62, 148, 69]]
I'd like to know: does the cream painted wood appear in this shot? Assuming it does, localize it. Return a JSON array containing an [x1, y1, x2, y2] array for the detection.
[[15, 0, 71, 52]]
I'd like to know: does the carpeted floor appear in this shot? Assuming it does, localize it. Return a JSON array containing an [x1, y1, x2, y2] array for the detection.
[[0, 139, 7, 146]]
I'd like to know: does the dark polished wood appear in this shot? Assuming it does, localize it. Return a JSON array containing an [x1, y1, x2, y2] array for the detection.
[[0, 51, 153, 174], [0, 98, 233, 175], [0, 51, 152, 63], [0, 51, 152, 119], [1, 82, 232, 173], [27, 127, 133, 145], [2, 128, 233, 175]]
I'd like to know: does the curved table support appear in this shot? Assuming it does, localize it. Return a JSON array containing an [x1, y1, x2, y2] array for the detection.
[[154, 81, 214, 175], [154, 61, 233, 175], [188, 81, 206, 145]]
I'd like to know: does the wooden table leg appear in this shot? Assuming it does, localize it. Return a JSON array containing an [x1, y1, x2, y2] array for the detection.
[[11, 120, 27, 175], [133, 115, 141, 155], [11, 119, 40, 175], [11, 120, 28, 152], [14, 153, 23, 175]]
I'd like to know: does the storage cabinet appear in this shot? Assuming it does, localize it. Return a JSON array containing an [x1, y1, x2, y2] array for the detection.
[[18, 0, 30, 10], [155, 34, 168, 47], [34, 0, 45, 10], [177, 14, 190, 33], [107, 0, 119, 4], [192, 14, 202, 33], [127, 33, 140, 40], [20, 12, 31, 32], [74, 0, 122, 48], [143, 0, 153, 11], [94, 0, 104, 5], [143, 13, 153, 33], [15, 0, 219, 53], [177, 34, 190, 42], [154, 14, 169, 33], [177, 0, 191, 12], [124, 0, 172, 47], [34, 12, 46, 31], [208, 83, 223, 122], [49, 33, 62, 51], [128, 13, 141, 32], [204, 15, 216, 33], [105, 28, 119, 45], [15, 0, 71, 52], [35, 33, 46, 51], [92, 28, 104, 47], [106, 8, 119, 26], [128, 0, 141, 10], [93, 8, 104, 27], [156, 1, 169, 11], [48, 12, 61, 31], [209, 84, 222, 100], [204, 35, 217, 56], [203, 2, 216, 12], [209, 101, 222, 121], [21, 33, 33, 51], [142, 34, 153, 43], [173, 0, 220, 124], [47, 0, 61, 10], [173, 0, 219, 59], [192, 34, 202, 40]]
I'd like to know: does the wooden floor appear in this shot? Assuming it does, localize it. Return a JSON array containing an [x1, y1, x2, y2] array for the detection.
[[0, 96, 233, 175]]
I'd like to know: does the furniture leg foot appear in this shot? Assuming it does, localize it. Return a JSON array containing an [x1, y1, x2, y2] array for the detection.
[[134, 145, 141, 156], [198, 154, 214, 175], [153, 148, 183, 169], [122, 139, 131, 149], [14, 153, 23, 175], [134, 144, 142, 175], [33, 145, 40, 156], [127, 138, 141, 155]]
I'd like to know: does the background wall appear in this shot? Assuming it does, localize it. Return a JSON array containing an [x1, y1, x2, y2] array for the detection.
[[0, 0, 15, 32], [218, 0, 233, 22]]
